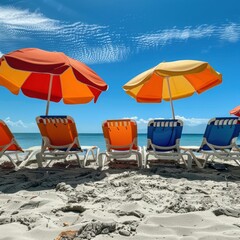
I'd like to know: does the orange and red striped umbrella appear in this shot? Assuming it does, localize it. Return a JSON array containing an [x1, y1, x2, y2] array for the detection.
[[123, 60, 222, 119], [230, 106, 240, 117], [0, 48, 108, 114]]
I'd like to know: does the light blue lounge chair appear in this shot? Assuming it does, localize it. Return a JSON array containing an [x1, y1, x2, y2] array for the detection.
[[143, 119, 192, 169], [181, 117, 240, 168]]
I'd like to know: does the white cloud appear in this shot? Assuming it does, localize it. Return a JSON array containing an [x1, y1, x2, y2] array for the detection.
[[124, 116, 208, 127], [123, 116, 154, 125], [4, 117, 28, 128], [134, 25, 216, 48], [0, 6, 240, 64], [4, 117, 36, 132], [123, 116, 209, 133], [220, 23, 240, 42], [0, 6, 128, 64], [123, 116, 156, 132], [0, 6, 59, 30], [175, 116, 209, 126], [134, 23, 240, 48], [72, 45, 130, 64]]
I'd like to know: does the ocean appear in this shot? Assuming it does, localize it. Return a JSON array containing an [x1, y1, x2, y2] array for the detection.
[[14, 133, 240, 151]]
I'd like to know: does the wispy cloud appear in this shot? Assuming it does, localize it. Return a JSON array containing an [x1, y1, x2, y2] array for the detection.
[[134, 25, 216, 48], [4, 117, 36, 132], [125, 116, 208, 128], [123, 116, 154, 125], [134, 23, 240, 48], [220, 23, 240, 42], [0, 6, 60, 42], [176, 116, 209, 126], [0, 6, 128, 64], [0, 6, 240, 64], [0, 6, 59, 29], [70, 45, 130, 64]]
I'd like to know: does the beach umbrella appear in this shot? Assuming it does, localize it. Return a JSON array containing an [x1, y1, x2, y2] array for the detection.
[[230, 105, 240, 117], [123, 60, 222, 119], [0, 48, 108, 115]]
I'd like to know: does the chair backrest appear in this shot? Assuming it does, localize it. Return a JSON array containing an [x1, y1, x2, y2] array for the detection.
[[147, 119, 183, 151], [102, 119, 139, 151], [36, 115, 81, 150], [0, 120, 23, 152], [200, 117, 240, 150]]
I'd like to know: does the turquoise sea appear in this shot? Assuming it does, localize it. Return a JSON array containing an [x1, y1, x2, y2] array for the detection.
[[14, 133, 240, 151]]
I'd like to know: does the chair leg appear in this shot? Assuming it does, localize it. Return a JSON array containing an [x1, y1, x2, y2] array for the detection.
[[141, 147, 146, 168], [89, 147, 99, 163], [5, 154, 19, 170], [82, 148, 94, 167], [136, 152, 143, 168], [18, 152, 32, 168], [137, 147, 143, 168], [98, 152, 107, 169], [74, 154, 82, 167], [182, 153, 192, 169], [36, 152, 43, 168], [185, 150, 204, 168], [18, 149, 41, 169], [92, 147, 100, 165], [202, 155, 209, 168], [82, 147, 100, 167], [234, 159, 240, 166], [95, 147, 100, 162], [145, 153, 150, 168], [91, 147, 100, 163], [82, 149, 90, 167]]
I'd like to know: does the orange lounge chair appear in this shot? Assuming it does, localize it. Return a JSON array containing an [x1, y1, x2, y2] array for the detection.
[[0, 120, 39, 170], [98, 119, 143, 168], [36, 115, 99, 168]]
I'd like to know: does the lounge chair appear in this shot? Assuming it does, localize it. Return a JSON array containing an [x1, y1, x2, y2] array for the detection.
[[0, 120, 39, 170], [143, 119, 192, 169], [36, 115, 99, 168], [98, 119, 143, 168], [181, 117, 240, 168]]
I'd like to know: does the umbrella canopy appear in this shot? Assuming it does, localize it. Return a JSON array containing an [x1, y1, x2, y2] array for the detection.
[[0, 48, 108, 114], [230, 105, 240, 117], [123, 60, 222, 119]]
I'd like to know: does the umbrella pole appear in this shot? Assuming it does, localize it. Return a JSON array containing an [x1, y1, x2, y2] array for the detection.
[[45, 74, 53, 116], [166, 76, 175, 119]]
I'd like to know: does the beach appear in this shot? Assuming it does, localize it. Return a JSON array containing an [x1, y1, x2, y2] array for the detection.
[[0, 152, 240, 240], [0, 1, 240, 239]]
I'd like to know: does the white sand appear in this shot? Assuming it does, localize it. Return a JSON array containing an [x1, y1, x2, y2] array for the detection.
[[0, 150, 240, 240]]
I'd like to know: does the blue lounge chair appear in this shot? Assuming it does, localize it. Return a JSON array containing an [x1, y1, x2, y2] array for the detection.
[[144, 119, 192, 169], [181, 117, 240, 168]]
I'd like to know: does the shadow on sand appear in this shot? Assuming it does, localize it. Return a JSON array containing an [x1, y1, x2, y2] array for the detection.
[[0, 160, 239, 194]]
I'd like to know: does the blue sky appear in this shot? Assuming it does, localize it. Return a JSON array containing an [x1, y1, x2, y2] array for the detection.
[[0, 0, 239, 133]]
